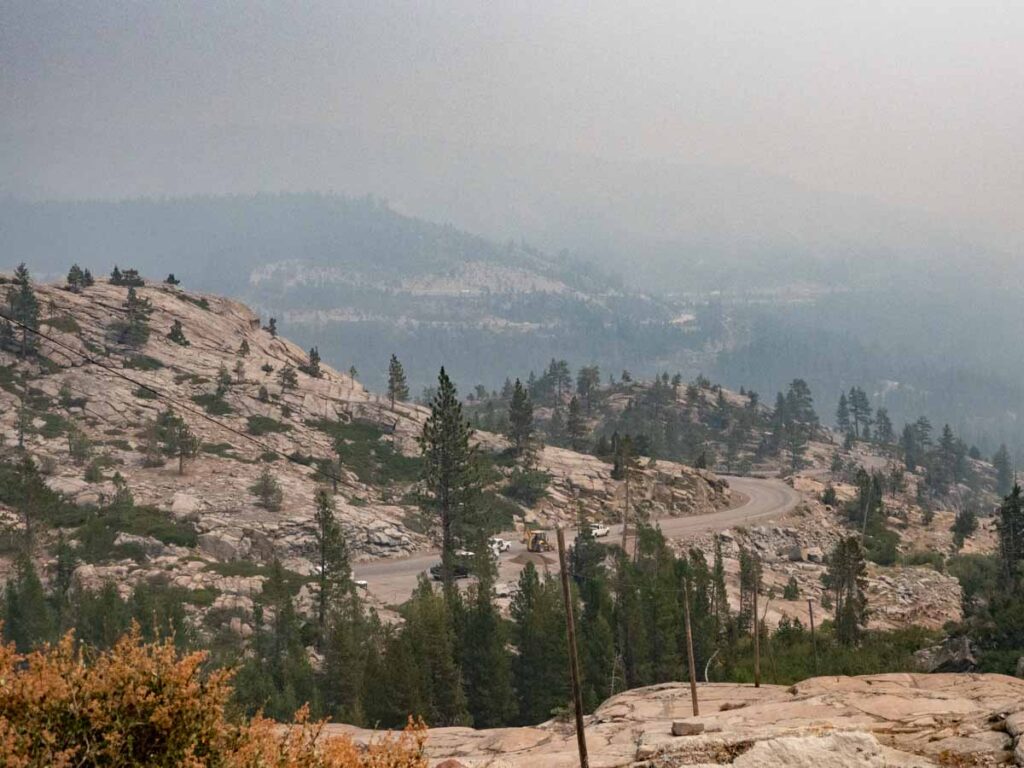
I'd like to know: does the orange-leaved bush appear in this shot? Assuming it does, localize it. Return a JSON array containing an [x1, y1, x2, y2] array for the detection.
[[0, 623, 427, 768]]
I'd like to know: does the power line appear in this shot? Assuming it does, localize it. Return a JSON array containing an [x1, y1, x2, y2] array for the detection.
[[0, 309, 355, 488]]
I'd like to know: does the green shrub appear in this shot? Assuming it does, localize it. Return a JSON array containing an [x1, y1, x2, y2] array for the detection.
[[201, 442, 237, 458], [35, 412, 68, 439], [187, 587, 220, 607], [247, 415, 291, 436], [84, 460, 104, 483], [173, 372, 207, 385], [123, 355, 163, 371], [307, 418, 420, 484], [900, 550, 945, 571], [133, 386, 158, 400], [502, 467, 551, 507], [45, 314, 81, 334], [864, 528, 899, 566], [192, 393, 233, 415]]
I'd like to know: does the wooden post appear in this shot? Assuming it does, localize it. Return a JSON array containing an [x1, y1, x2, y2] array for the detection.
[[557, 527, 590, 768], [752, 582, 761, 688], [621, 470, 630, 556], [807, 598, 818, 674], [682, 576, 700, 716]]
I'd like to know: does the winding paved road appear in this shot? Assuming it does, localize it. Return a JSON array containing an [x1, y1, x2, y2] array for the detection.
[[353, 475, 802, 604]]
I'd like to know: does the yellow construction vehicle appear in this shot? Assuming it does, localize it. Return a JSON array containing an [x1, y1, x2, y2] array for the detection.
[[526, 529, 553, 553]]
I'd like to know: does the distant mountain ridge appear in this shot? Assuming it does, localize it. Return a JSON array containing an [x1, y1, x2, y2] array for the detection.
[[0, 194, 707, 393]]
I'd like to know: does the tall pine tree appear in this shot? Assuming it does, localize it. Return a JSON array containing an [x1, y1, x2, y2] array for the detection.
[[419, 368, 480, 594], [387, 354, 410, 409]]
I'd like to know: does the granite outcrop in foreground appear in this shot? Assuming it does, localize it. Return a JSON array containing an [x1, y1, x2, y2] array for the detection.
[[325, 673, 1024, 767]]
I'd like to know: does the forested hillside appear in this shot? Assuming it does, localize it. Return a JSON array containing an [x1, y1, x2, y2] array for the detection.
[[4, 192, 1024, 464]]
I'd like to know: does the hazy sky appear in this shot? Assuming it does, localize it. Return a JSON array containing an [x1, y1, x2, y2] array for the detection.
[[3, 1, 1023, 245]]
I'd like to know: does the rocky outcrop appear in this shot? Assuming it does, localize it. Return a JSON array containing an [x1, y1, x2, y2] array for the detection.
[[532, 445, 731, 528], [322, 673, 1024, 766], [0, 277, 729, 628]]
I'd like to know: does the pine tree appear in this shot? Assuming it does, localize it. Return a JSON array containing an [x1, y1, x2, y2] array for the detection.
[[265, 317, 277, 336], [874, 408, 894, 444], [952, 505, 978, 550], [0, 318, 15, 353], [576, 366, 601, 412], [110, 265, 123, 285], [215, 363, 232, 398], [233, 359, 245, 383], [168, 417, 199, 475], [321, 588, 371, 725], [277, 364, 298, 391], [155, 408, 198, 474], [824, 536, 868, 645], [164, 273, 180, 285], [566, 395, 586, 450], [783, 575, 800, 600], [3, 552, 55, 651], [993, 444, 1014, 497], [8, 263, 40, 357], [65, 264, 85, 293], [570, 521, 616, 709], [785, 379, 818, 427], [460, 578, 516, 727], [237, 339, 250, 356], [82, 268, 95, 287], [114, 286, 152, 347], [901, 424, 919, 471], [399, 577, 470, 726], [997, 484, 1024, 592], [510, 563, 568, 724], [387, 354, 409, 409], [234, 560, 318, 720], [836, 393, 851, 435], [848, 387, 873, 439], [738, 547, 762, 632], [167, 319, 189, 346], [418, 368, 480, 595], [507, 379, 534, 457], [49, 531, 77, 633], [711, 537, 729, 633], [312, 488, 351, 635], [304, 347, 322, 378], [250, 468, 283, 511], [547, 405, 564, 443]]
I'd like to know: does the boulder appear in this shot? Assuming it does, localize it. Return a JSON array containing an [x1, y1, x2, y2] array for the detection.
[[198, 532, 241, 561], [913, 636, 978, 673], [45, 476, 90, 498], [170, 492, 203, 515], [671, 721, 705, 736]]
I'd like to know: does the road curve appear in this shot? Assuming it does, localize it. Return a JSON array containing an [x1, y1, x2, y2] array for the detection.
[[353, 475, 803, 604]]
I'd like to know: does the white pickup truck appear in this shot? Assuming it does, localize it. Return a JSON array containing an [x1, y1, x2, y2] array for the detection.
[[587, 523, 611, 538]]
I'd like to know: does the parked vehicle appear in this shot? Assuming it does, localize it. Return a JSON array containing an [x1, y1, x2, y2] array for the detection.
[[489, 536, 512, 553], [588, 523, 611, 538], [429, 558, 472, 581]]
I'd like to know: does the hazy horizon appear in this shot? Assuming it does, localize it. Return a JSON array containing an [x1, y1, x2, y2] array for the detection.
[[4, 1, 1023, 260]]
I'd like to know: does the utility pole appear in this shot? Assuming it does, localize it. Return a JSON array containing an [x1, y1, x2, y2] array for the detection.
[[682, 575, 699, 716], [752, 581, 761, 688], [621, 466, 630, 556], [807, 598, 818, 674], [556, 527, 589, 768]]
